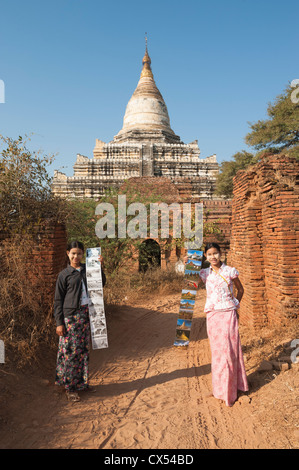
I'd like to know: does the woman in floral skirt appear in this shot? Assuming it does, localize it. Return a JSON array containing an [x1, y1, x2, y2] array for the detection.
[[200, 243, 248, 406], [186, 242, 248, 406], [54, 241, 106, 402]]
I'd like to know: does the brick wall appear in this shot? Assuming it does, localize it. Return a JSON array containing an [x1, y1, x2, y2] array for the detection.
[[1, 222, 67, 295], [174, 180, 232, 259], [119, 177, 232, 270], [31, 221, 68, 290], [202, 199, 232, 259], [227, 155, 299, 329]]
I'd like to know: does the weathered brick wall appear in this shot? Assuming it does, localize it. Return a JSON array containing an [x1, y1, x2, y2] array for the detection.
[[1, 222, 67, 294], [174, 179, 232, 259], [31, 221, 68, 290], [202, 200, 232, 259], [228, 155, 299, 329]]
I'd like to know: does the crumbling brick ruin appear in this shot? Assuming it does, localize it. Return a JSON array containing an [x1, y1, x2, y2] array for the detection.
[[31, 221, 68, 288], [202, 199, 232, 259], [0, 222, 67, 294], [227, 155, 299, 329], [26, 155, 299, 331]]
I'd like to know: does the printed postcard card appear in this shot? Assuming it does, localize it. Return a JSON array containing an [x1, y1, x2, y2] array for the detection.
[[181, 289, 197, 301], [176, 318, 192, 330], [186, 249, 203, 262], [86, 246, 108, 350], [185, 259, 202, 272], [179, 299, 195, 311], [177, 309, 194, 321], [86, 247, 101, 269], [174, 328, 191, 347]]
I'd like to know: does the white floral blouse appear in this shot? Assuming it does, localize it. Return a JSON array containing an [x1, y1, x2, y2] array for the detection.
[[199, 263, 240, 313]]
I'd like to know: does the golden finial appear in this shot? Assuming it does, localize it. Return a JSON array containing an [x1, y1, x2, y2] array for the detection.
[[142, 32, 152, 78], [143, 32, 151, 65], [140, 32, 153, 79]]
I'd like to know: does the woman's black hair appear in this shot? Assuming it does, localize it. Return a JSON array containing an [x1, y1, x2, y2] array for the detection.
[[67, 240, 84, 252], [204, 242, 221, 254]]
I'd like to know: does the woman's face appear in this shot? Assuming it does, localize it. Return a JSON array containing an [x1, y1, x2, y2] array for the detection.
[[205, 247, 221, 267], [67, 248, 84, 267]]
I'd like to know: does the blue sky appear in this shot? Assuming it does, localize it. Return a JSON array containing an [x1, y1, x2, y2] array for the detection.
[[1, 0, 298, 177]]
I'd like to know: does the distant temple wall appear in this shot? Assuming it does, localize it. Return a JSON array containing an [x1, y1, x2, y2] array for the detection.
[[52, 147, 219, 200]]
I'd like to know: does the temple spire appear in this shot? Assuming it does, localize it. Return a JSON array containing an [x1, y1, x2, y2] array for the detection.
[[114, 36, 181, 143], [141, 32, 153, 79]]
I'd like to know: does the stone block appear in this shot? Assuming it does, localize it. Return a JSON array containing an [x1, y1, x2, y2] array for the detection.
[[271, 361, 289, 371], [258, 360, 273, 372]]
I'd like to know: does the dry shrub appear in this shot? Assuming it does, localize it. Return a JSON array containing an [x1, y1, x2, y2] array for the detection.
[[0, 235, 57, 367], [104, 265, 186, 306]]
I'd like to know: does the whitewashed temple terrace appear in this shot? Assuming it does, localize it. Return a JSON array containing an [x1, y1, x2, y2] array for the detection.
[[52, 45, 219, 200]]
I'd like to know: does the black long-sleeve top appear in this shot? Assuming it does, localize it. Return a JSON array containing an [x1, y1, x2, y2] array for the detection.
[[54, 263, 106, 327]]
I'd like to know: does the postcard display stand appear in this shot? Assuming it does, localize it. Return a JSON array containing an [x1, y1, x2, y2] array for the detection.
[[86, 247, 108, 350], [174, 249, 203, 347]]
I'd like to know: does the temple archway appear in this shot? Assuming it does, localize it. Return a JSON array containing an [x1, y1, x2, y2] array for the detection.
[[139, 239, 161, 272]]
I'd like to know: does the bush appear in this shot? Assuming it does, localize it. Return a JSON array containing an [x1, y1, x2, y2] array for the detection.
[[103, 265, 200, 306], [0, 235, 57, 367], [0, 135, 68, 366]]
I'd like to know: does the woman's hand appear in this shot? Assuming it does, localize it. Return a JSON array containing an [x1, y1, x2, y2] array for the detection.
[[56, 325, 65, 336]]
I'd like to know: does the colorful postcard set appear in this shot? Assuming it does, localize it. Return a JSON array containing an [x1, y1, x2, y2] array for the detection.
[[174, 249, 203, 347], [86, 247, 108, 350]]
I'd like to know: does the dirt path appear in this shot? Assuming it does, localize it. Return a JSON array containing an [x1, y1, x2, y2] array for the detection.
[[0, 292, 298, 449]]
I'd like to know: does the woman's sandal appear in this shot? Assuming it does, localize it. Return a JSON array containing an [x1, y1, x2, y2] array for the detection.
[[66, 390, 80, 402]]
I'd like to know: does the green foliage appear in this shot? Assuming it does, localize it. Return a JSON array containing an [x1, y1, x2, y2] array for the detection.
[[215, 83, 299, 198], [64, 187, 169, 274], [67, 185, 225, 274], [215, 151, 258, 198], [65, 198, 99, 250], [89, 185, 178, 274], [245, 83, 299, 160]]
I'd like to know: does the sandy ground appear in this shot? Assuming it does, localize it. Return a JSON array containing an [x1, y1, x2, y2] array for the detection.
[[0, 291, 298, 449]]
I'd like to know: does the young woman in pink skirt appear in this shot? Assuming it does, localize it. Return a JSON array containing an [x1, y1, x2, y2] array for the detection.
[[198, 243, 249, 407]]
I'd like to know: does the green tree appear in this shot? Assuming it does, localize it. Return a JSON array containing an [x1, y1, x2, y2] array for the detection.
[[245, 83, 299, 159], [66, 198, 99, 249], [91, 184, 180, 274], [215, 83, 299, 198], [67, 183, 226, 274], [215, 151, 258, 198]]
